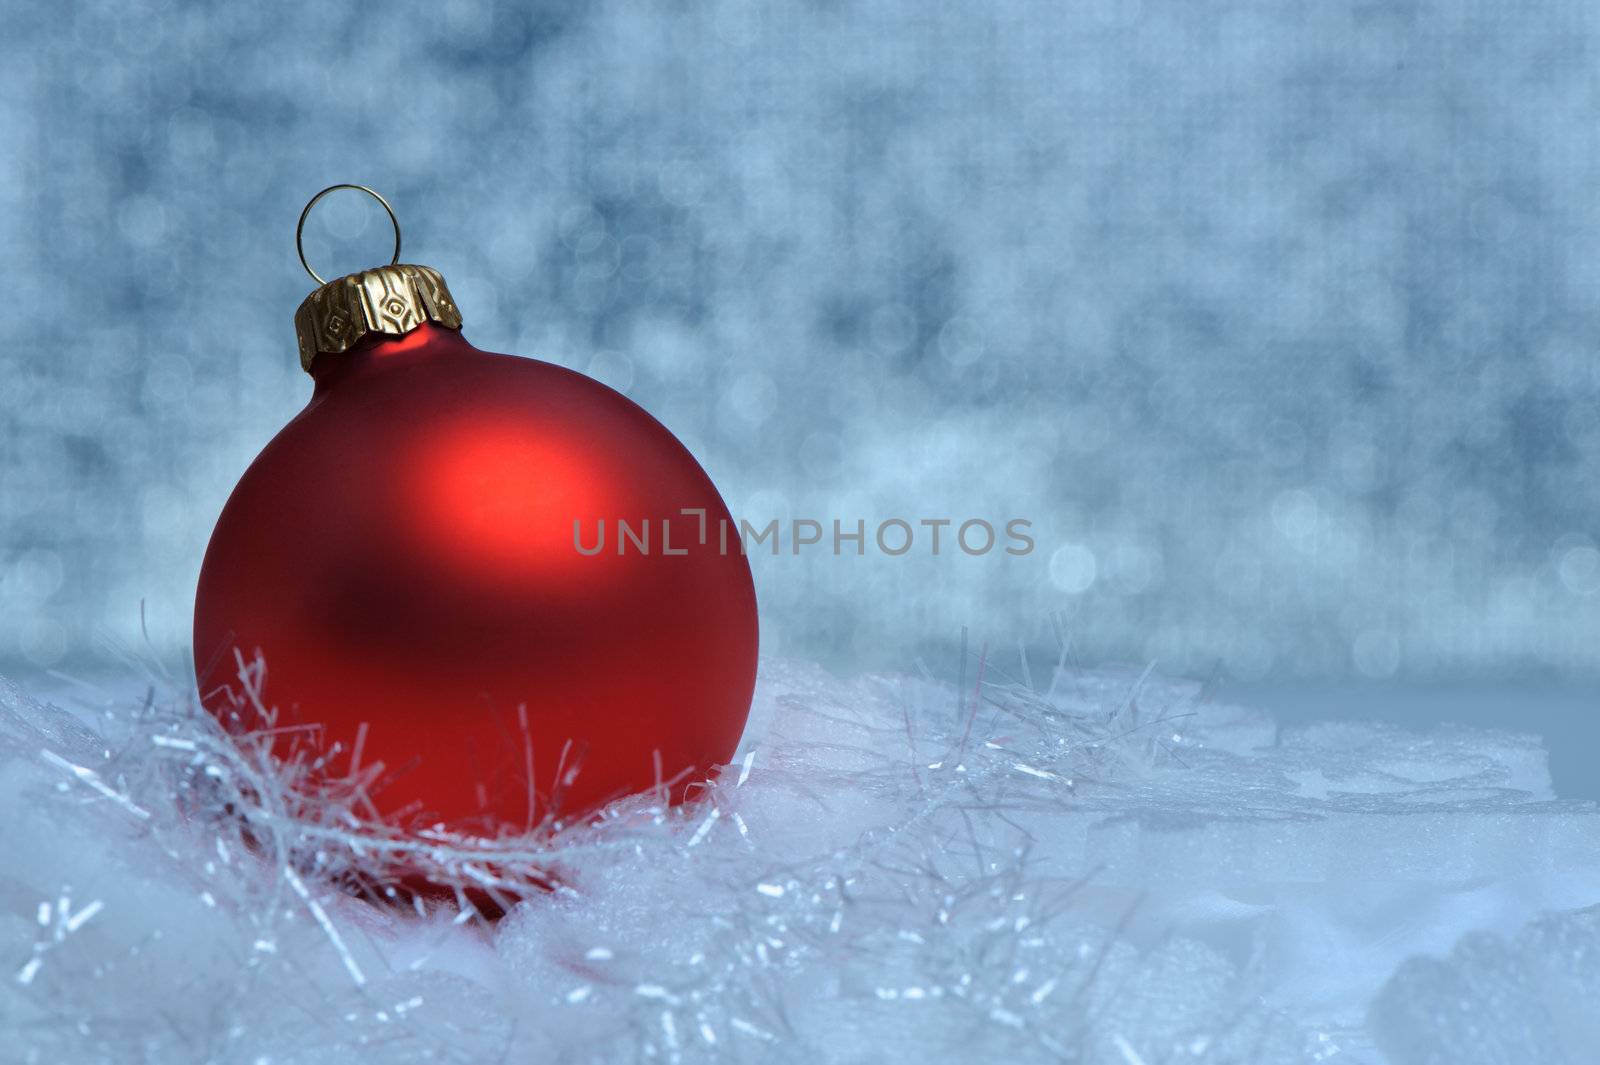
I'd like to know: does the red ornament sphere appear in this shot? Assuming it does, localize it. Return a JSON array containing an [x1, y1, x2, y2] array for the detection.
[[193, 323, 758, 832]]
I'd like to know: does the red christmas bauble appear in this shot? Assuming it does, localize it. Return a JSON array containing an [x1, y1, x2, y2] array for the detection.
[[194, 317, 758, 832]]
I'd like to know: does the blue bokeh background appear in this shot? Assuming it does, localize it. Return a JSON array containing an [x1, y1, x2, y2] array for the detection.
[[5, 0, 1600, 691]]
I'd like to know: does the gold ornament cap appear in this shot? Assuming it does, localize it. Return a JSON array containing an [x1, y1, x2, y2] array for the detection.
[[294, 264, 463, 371], [292, 184, 463, 372]]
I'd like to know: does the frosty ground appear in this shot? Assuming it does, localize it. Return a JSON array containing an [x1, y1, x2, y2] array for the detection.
[[3, 658, 1598, 1064]]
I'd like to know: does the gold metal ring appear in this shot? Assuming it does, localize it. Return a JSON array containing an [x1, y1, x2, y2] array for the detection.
[[295, 184, 402, 286]]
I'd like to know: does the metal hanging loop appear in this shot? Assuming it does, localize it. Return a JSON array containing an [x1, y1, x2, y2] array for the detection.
[[296, 184, 402, 286]]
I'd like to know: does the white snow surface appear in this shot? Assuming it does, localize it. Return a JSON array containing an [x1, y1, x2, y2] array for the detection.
[[2, 659, 1598, 1064]]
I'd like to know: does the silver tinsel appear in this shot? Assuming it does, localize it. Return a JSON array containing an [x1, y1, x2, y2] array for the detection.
[[2, 652, 1597, 1063]]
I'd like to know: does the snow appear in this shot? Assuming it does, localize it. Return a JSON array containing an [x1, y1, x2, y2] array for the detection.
[[3, 661, 1598, 1063], [1372, 908, 1600, 1065]]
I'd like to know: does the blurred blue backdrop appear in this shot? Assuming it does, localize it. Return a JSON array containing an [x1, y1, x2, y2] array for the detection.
[[4, 0, 1600, 687]]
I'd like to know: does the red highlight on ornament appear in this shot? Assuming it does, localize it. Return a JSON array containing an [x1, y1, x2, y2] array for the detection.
[[417, 419, 606, 581]]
